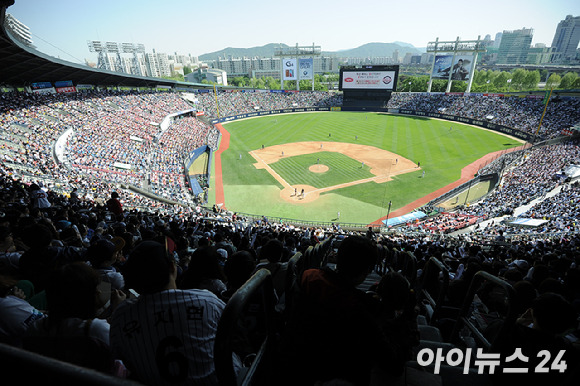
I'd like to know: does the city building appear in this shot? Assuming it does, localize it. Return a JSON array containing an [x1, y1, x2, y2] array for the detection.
[[185, 68, 227, 85], [497, 28, 533, 64], [551, 15, 580, 63], [208, 55, 338, 79], [493, 32, 503, 48], [527, 44, 555, 65]]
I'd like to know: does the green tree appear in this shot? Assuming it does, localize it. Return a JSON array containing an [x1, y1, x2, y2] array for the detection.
[[493, 72, 511, 90], [415, 76, 430, 92], [450, 81, 467, 92], [265, 77, 279, 90], [559, 72, 578, 89], [230, 77, 245, 87], [546, 73, 561, 89], [183, 66, 192, 75], [431, 79, 448, 92], [523, 70, 540, 90], [511, 68, 527, 91], [255, 77, 266, 89]]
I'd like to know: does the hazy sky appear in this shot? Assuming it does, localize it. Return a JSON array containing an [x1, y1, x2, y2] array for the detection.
[[7, 0, 580, 64]]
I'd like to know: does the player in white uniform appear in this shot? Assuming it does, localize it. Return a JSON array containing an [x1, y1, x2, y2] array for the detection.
[[110, 241, 225, 386]]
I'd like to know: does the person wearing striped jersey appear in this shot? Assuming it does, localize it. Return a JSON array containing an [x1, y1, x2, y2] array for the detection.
[[110, 241, 225, 385]]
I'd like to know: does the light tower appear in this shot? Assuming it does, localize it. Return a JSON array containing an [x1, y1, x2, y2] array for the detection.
[[87, 40, 108, 71], [274, 43, 321, 91], [121, 43, 146, 76]]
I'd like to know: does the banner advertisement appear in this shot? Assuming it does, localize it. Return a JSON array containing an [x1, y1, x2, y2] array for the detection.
[[283, 58, 297, 80], [32, 88, 56, 94], [432, 55, 453, 79], [450, 55, 473, 81], [341, 71, 396, 90], [56, 86, 76, 93], [31, 81, 53, 90], [54, 80, 74, 88], [432, 55, 473, 80], [299, 58, 313, 80]]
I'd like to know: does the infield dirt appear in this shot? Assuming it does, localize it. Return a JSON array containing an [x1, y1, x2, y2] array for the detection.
[[249, 141, 417, 204]]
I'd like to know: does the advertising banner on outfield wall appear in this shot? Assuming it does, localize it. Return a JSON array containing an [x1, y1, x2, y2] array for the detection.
[[299, 58, 313, 80], [283, 58, 297, 80]]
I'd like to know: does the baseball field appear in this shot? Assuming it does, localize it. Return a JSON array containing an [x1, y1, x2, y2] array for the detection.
[[208, 112, 523, 225]]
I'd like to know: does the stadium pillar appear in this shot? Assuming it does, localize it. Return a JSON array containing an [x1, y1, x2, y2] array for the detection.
[[446, 37, 460, 93], [465, 36, 481, 93], [427, 38, 438, 93]]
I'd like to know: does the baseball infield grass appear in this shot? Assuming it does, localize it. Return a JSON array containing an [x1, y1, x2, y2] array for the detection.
[[270, 151, 374, 188], [211, 112, 522, 224]]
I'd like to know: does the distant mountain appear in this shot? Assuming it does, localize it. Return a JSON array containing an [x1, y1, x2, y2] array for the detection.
[[199, 43, 289, 61], [323, 42, 423, 58], [198, 42, 424, 62]]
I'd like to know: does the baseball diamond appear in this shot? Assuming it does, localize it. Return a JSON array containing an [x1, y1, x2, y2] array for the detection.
[[211, 112, 523, 224]]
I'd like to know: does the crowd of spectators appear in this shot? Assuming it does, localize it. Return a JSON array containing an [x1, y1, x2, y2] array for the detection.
[[457, 142, 580, 219], [1, 89, 342, 212], [0, 159, 578, 383], [387, 93, 580, 139], [400, 212, 483, 234], [193, 90, 342, 119]]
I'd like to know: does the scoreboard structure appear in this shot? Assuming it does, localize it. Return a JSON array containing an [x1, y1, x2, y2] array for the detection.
[[339, 65, 399, 111]]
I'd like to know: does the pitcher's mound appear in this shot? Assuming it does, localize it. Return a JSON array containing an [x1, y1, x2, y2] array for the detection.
[[309, 164, 329, 173]]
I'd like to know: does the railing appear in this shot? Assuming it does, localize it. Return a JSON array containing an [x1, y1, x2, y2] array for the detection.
[[0, 342, 141, 386]]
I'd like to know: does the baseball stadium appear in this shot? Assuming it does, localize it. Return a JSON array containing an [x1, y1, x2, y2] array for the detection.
[[1, 1, 580, 385]]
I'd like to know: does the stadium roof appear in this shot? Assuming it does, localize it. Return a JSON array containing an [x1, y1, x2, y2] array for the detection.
[[0, 1, 208, 89]]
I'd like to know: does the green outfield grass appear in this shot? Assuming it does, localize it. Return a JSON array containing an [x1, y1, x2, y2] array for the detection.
[[269, 151, 374, 188], [212, 112, 522, 224]]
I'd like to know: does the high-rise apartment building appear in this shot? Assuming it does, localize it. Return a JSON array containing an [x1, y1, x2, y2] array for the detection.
[[497, 28, 533, 64], [551, 15, 580, 63]]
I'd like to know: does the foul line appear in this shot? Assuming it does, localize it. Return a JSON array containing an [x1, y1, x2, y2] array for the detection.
[[213, 124, 229, 207], [249, 151, 293, 190]]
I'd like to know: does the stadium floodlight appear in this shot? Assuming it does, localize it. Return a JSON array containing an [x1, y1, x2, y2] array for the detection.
[[106, 41, 120, 53], [87, 40, 105, 52], [121, 43, 145, 54]]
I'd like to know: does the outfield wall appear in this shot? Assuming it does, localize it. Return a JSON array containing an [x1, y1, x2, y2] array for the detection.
[[209, 107, 333, 124]]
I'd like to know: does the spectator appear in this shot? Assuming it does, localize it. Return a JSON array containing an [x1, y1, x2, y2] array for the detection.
[[280, 235, 394, 386], [110, 240, 225, 385]]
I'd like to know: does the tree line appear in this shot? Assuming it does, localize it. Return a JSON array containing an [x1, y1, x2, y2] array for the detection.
[[400, 69, 580, 93], [165, 67, 579, 93]]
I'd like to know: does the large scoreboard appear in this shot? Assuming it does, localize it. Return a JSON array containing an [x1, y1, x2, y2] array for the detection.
[[339, 65, 399, 92]]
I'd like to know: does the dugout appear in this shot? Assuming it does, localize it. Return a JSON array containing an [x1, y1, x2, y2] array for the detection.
[[184, 145, 212, 201]]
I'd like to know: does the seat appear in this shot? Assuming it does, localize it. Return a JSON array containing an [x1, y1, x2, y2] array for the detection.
[[214, 269, 277, 386], [22, 334, 115, 374]]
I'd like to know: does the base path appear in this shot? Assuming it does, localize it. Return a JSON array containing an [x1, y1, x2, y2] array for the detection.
[[369, 144, 531, 226], [250, 141, 417, 204]]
